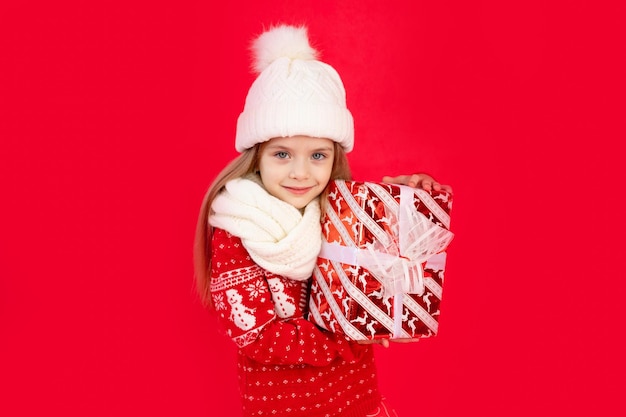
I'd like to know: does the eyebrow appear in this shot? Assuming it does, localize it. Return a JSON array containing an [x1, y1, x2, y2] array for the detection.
[[264, 144, 334, 153]]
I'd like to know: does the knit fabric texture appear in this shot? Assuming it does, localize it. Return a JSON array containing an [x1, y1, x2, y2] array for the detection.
[[210, 228, 381, 416], [208, 175, 322, 281], [235, 24, 354, 153], [238, 349, 381, 417]]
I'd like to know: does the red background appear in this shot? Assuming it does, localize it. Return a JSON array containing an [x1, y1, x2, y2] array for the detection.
[[1, 1, 624, 416]]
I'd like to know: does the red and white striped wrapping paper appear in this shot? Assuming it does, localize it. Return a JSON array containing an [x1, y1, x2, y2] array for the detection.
[[308, 180, 454, 340]]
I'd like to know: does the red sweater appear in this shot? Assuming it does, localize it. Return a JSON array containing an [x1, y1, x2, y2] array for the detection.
[[210, 228, 381, 417]]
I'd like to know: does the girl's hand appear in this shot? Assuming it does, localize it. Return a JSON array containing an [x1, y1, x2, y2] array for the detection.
[[382, 173, 453, 194], [356, 338, 423, 346], [389, 338, 421, 344], [357, 338, 390, 348]]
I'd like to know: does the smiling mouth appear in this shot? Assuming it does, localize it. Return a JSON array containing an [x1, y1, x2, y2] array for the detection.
[[284, 186, 313, 195]]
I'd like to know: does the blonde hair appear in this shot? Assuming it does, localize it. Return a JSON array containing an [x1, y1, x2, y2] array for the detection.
[[193, 141, 352, 308]]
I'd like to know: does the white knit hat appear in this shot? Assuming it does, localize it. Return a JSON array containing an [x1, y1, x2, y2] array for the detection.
[[235, 25, 354, 153]]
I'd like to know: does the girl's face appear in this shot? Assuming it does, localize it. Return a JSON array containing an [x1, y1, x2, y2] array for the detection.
[[258, 136, 335, 209]]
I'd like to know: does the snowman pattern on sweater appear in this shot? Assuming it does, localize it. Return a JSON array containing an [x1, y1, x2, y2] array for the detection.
[[209, 228, 383, 417], [210, 229, 311, 348], [267, 277, 296, 318], [225, 289, 256, 330]]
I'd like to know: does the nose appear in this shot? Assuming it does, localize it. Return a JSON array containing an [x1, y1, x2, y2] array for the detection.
[[289, 159, 309, 179]]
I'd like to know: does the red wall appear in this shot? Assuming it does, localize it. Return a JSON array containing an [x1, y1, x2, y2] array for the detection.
[[1, 1, 624, 416]]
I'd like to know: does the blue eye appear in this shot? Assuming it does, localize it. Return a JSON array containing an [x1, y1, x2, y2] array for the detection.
[[312, 152, 326, 160], [275, 151, 289, 159]]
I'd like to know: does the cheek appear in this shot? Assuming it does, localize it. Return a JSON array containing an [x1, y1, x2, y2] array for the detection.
[[317, 165, 333, 185], [258, 160, 281, 181], [259, 172, 277, 191], [257, 166, 272, 186]]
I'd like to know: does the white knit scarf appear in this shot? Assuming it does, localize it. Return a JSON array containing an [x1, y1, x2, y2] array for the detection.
[[208, 175, 322, 281]]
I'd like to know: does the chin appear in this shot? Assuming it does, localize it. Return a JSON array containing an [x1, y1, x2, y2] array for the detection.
[[290, 201, 309, 210], [287, 196, 314, 210]]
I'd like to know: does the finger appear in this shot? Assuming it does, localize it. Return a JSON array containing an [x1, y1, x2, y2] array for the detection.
[[419, 179, 433, 191], [382, 175, 410, 184], [407, 174, 419, 188], [390, 338, 421, 343], [357, 339, 387, 345]]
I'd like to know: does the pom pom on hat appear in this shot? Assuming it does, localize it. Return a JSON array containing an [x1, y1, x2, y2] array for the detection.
[[250, 25, 318, 74], [235, 24, 354, 153]]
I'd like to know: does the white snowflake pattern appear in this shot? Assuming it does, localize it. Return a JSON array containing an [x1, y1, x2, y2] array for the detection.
[[282, 279, 301, 290], [246, 280, 267, 298], [213, 292, 227, 311], [266, 273, 299, 290]]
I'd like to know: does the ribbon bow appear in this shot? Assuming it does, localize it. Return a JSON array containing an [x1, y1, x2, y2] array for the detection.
[[319, 185, 454, 299], [356, 185, 454, 298]]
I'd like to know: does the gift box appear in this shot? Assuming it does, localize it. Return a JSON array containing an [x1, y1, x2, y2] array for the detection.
[[308, 180, 454, 340]]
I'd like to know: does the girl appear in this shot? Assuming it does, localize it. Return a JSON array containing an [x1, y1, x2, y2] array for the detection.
[[194, 25, 449, 417]]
